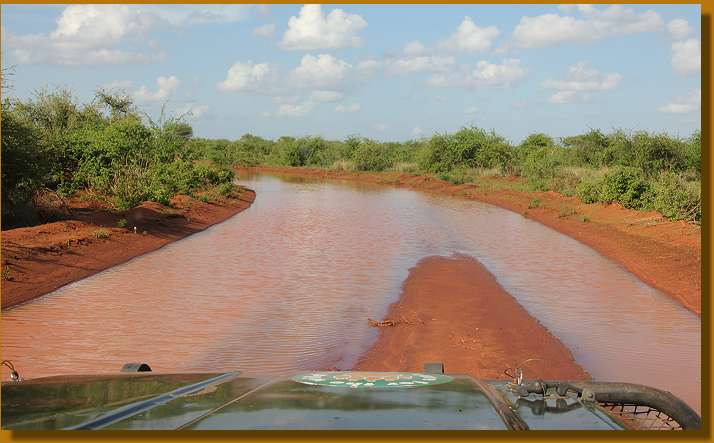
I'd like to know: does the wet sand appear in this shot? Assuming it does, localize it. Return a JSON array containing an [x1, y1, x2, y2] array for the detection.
[[354, 254, 590, 380], [246, 166, 701, 316], [1, 187, 255, 309]]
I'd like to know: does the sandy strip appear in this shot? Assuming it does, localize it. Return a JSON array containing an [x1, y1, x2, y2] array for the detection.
[[354, 254, 590, 380]]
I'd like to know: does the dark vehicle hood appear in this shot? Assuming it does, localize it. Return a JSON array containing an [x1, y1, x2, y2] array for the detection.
[[0, 371, 688, 430]]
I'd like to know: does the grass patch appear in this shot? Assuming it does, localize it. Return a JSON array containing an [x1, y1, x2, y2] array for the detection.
[[116, 218, 128, 228], [528, 198, 542, 209], [94, 229, 110, 239]]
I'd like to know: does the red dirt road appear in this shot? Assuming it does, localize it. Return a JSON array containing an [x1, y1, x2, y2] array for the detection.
[[354, 254, 590, 380], [245, 166, 701, 316], [1, 187, 255, 309]]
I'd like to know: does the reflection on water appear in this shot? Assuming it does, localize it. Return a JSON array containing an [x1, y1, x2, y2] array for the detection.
[[2, 173, 700, 412]]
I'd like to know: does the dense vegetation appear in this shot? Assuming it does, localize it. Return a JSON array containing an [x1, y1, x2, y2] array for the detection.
[[2, 87, 701, 228], [187, 127, 701, 223], [2, 89, 234, 228]]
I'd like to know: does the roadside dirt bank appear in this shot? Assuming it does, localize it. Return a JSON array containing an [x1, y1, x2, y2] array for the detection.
[[1, 186, 255, 309], [243, 166, 701, 316], [354, 254, 590, 380]]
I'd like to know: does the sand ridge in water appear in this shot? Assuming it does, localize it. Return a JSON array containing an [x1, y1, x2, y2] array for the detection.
[[354, 254, 590, 381]]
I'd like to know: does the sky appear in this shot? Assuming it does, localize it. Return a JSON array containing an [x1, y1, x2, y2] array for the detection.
[[1, 4, 702, 143]]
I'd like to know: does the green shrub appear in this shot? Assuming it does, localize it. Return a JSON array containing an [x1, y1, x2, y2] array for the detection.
[[562, 129, 609, 167], [576, 179, 602, 204], [94, 229, 110, 239], [417, 127, 513, 173], [629, 132, 687, 176], [117, 218, 128, 228], [684, 130, 701, 179], [437, 167, 475, 185], [352, 141, 392, 171], [651, 173, 700, 221], [528, 199, 542, 209], [598, 167, 652, 209], [1, 100, 46, 226], [218, 182, 234, 197], [520, 146, 562, 185]]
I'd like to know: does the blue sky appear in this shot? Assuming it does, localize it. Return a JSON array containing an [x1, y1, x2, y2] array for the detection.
[[2, 4, 701, 143]]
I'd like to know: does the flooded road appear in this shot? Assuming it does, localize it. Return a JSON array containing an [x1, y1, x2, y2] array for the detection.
[[2, 173, 700, 411]]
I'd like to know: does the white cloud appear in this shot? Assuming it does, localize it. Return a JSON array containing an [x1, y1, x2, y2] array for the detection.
[[403, 40, 426, 55], [276, 101, 315, 117], [293, 54, 352, 87], [176, 103, 210, 119], [253, 23, 276, 37], [387, 55, 455, 74], [465, 106, 478, 114], [357, 59, 382, 76], [218, 62, 274, 91], [549, 90, 578, 104], [280, 4, 367, 50], [50, 5, 153, 47], [374, 123, 388, 132], [472, 59, 526, 86], [543, 61, 622, 103], [335, 103, 360, 113], [511, 5, 663, 49], [428, 58, 526, 88], [7, 31, 163, 65], [438, 17, 499, 52], [6, 4, 253, 65], [311, 90, 344, 102], [658, 89, 700, 114], [134, 75, 180, 102], [412, 126, 424, 137], [671, 38, 700, 74], [667, 19, 693, 40]]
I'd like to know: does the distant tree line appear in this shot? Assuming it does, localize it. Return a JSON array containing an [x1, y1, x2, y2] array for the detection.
[[188, 127, 701, 222], [2, 87, 701, 228]]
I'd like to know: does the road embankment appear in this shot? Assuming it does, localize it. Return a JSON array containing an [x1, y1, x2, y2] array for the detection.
[[244, 166, 701, 316], [354, 254, 590, 380], [1, 186, 255, 309]]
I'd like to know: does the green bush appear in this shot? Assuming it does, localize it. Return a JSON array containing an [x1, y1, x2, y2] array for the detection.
[[519, 146, 562, 190], [217, 182, 234, 197], [352, 140, 392, 171], [1, 100, 46, 226], [438, 167, 473, 185], [417, 127, 513, 173], [528, 199, 542, 209], [629, 132, 687, 176], [576, 179, 602, 204], [598, 167, 652, 209], [684, 130, 701, 179], [651, 173, 700, 221]]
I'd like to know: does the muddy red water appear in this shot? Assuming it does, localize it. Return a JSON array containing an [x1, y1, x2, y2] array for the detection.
[[1, 173, 700, 412]]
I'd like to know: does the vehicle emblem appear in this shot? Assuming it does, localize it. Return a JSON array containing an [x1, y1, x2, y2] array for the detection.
[[292, 371, 453, 388]]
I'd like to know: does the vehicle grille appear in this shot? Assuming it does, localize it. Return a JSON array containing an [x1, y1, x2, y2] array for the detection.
[[598, 402, 683, 430]]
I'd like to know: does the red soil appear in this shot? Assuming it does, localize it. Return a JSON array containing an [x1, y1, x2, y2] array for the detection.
[[354, 254, 590, 380], [245, 166, 701, 316], [1, 187, 255, 309]]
